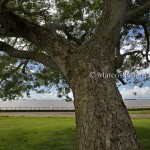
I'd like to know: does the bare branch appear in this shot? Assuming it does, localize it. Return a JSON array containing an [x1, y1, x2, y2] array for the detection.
[[0, 41, 58, 70]]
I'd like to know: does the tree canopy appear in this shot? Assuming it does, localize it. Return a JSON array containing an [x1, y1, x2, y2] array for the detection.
[[0, 0, 150, 100]]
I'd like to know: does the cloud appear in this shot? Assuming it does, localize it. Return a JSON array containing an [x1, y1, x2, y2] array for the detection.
[[68, 92, 74, 99], [23, 91, 60, 100], [120, 86, 150, 98]]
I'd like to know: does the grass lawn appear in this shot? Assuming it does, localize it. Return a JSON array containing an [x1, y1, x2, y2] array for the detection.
[[128, 110, 150, 114], [133, 118, 150, 150], [0, 117, 77, 150], [0, 117, 150, 150]]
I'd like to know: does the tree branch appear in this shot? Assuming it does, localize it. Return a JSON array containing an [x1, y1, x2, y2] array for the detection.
[[0, 11, 77, 78], [114, 70, 126, 85], [0, 11, 76, 52], [45, 23, 87, 45], [122, 50, 144, 57], [0, 41, 58, 70], [22, 60, 29, 74], [114, 41, 124, 70], [8, 5, 50, 17], [0, 26, 17, 37], [126, 16, 149, 25], [125, 1, 150, 23], [91, 0, 127, 49], [0, 0, 10, 12], [143, 24, 150, 62]]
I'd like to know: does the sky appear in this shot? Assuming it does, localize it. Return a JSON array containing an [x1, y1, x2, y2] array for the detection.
[[118, 66, 150, 99], [120, 86, 150, 99], [23, 84, 150, 100], [23, 70, 150, 100], [23, 86, 74, 100]]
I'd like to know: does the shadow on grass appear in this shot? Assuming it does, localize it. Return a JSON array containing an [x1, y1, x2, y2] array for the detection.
[[134, 126, 150, 150], [132, 118, 150, 150]]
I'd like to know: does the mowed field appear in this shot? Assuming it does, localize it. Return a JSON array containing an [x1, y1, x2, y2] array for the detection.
[[0, 117, 77, 150], [0, 111, 150, 150]]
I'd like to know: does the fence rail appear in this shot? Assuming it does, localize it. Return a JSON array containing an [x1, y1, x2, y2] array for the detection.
[[0, 106, 150, 112], [0, 107, 75, 112], [126, 106, 150, 109]]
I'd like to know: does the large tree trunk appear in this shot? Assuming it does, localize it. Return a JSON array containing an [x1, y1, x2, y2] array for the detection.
[[73, 81, 141, 149], [69, 46, 142, 150], [72, 76, 141, 150]]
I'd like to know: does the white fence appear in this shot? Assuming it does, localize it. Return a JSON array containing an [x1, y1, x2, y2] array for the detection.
[[0, 107, 75, 111]]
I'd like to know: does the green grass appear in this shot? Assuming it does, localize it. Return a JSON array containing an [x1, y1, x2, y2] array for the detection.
[[0, 117, 150, 150], [0, 117, 77, 150], [128, 110, 150, 114], [132, 118, 150, 150]]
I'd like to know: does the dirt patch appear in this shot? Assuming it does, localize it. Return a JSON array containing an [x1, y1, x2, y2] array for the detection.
[[0, 112, 150, 118], [130, 114, 150, 118]]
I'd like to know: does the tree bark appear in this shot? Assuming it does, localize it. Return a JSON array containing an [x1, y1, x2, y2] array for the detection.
[[73, 82, 141, 149], [69, 46, 142, 150]]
